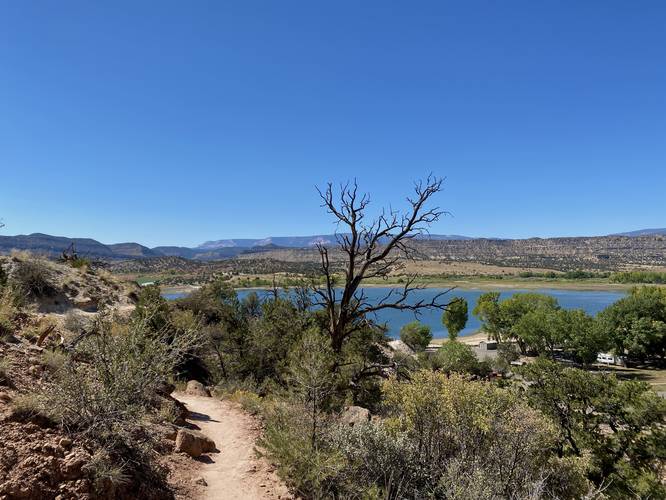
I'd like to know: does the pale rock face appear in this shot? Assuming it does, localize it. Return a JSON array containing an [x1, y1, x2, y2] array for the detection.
[[185, 380, 211, 397], [388, 339, 416, 356]]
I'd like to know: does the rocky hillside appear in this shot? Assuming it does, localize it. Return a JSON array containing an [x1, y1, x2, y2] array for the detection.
[[230, 235, 666, 272], [0, 255, 204, 499], [413, 235, 666, 271], [3, 232, 665, 271], [0, 255, 138, 314]]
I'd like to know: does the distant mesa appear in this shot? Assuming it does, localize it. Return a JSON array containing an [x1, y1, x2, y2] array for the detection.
[[611, 228, 666, 237], [197, 233, 471, 250]]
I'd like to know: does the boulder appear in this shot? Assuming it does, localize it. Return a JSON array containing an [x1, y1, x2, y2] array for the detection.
[[340, 406, 371, 427], [175, 429, 216, 458], [185, 380, 211, 397], [387, 339, 415, 356], [168, 395, 189, 425]]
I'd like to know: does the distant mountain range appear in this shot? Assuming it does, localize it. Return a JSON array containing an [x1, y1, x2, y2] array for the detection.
[[0, 229, 663, 262], [197, 234, 472, 250], [0, 232, 471, 261]]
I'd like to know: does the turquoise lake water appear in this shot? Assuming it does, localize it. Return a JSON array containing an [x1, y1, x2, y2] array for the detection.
[[163, 287, 624, 339]]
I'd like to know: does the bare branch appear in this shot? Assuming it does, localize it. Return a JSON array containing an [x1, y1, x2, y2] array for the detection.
[[312, 176, 451, 353]]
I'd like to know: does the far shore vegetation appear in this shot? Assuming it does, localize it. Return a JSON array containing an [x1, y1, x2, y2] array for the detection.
[[149, 269, 666, 294]]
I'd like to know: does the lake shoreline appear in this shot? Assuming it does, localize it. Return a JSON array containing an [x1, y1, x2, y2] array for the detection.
[[161, 283, 625, 340], [161, 279, 643, 295]]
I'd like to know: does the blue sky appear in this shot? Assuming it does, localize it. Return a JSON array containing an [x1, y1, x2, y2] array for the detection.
[[1, 1, 664, 247]]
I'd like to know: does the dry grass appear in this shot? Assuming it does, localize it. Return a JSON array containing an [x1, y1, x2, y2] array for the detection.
[[593, 365, 666, 392]]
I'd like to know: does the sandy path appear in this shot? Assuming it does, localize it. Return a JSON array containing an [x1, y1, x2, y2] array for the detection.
[[173, 393, 292, 500]]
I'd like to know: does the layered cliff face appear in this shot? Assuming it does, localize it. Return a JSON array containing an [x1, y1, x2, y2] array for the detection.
[[413, 235, 666, 270], [227, 235, 666, 272]]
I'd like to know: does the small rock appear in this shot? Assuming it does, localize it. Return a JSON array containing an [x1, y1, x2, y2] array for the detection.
[[185, 380, 211, 397], [0, 392, 12, 403], [193, 477, 208, 486], [28, 365, 43, 376], [340, 405, 371, 427], [59, 437, 73, 449], [175, 429, 216, 458], [60, 452, 88, 480]]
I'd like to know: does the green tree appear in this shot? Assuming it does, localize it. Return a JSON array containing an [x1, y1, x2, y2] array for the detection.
[[247, 295, 310, 385], [521, 358, 666, 498], [286, 328, 337, 448], [493, 342, 521, 372], [432, 341, 484, 376], [473, 291, 503, 340], [474, 292, 560, 353], [132, 284, 171, 333], [596, 286, 666, 361], [561, 309, 606, 364], [512, 308, 560, 355], [442, 297, 468, 341], [399, 321, 432, 352]]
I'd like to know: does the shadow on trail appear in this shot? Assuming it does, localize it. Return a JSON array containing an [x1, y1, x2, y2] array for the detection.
[[189, 410, 220, 423]]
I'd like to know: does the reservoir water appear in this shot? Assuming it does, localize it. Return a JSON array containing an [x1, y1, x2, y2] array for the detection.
[[163, 287, 624, 339]]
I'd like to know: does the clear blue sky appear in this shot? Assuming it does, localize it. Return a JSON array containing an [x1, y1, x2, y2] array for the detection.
[[1, 1, 664, 247]]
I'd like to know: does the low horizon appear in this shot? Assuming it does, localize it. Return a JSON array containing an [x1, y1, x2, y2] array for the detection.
[[1, 226, 664, 249]]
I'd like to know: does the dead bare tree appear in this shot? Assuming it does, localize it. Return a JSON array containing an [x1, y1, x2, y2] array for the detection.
[[313, 175, 453, 353]]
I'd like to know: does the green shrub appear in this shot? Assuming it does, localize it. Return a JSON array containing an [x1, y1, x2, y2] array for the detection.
[[0, 316, 13, 341], [12, 257, 56, 298], [156, 399, 182, 426], [230, 390, 263, 415], [214, 376, 259, 397], [376, 371, 590, 499], [84, 450, 131, 494], [69, 257, 91, 269], [399, 321, 432, 351], [0, 285, 20, 340], [329, 422, 422, 497], [41, 349, 69, 373], [611, 271, 666, 284], [432, 341, 484, 376], [492, 342, 521, 372], [260, 400, 343, 497], [10, 392, 51, 422], [520, 359, 666, 498], [41, 312, 204, 445]]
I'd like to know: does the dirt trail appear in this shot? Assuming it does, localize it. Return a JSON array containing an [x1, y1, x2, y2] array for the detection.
[[173, 393, 292, 500]]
